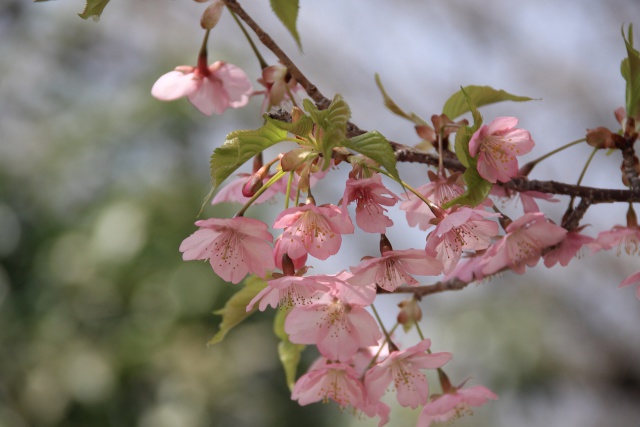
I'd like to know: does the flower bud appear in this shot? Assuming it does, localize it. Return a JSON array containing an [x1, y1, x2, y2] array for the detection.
[[585, 127, 623, 149], [241, 173, 263, 198], [201, 0, 224, 30], [397, 298, 422, 332]]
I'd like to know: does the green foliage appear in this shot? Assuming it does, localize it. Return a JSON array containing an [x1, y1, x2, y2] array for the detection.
[[266, 114, 315, 136], [207, 276, 267, 345], [210, 121, 288, 190], [342, 131, 402, 185], [78, 0, 111, 21], [442, 85, 535, 120], [303, 95, 351, 170], [274, 307, 305, 391], [270, 0, 302, 50], [374, 73, 429, 126], [621, 24, 640, 117]]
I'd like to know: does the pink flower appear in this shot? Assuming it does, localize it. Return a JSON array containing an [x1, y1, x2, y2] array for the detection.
[[151, 60, 252, 116], [349, 249, 443, 292], [273, 203, 354, 260], [273, 234, 307, 270], [543, 229, 594, 267], [179, 217, 274, 283], [342, 175, 400, 233], [619, 270, 640, 299], [400, 172, 465, 231], [364, 339, 452, 409], [417, 385, 498, 427], [469, 117, 534, 183], [490, 186, 559, 214], [292, 362, 365, 408], [425, 207, 500, 274], [591, 225, 640, 256], [482, 212, 567, 275], [245, 275, 329, 311], [285, 291, 382, 362]]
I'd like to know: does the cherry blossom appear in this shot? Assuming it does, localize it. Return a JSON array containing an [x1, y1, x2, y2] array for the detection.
[[342, 174, 400, 233], [292, 362, 365, 408], [151, 60, 252, 116], [490, 186, 559, 214], [425, 207, 500, 274], [364, 339, 452, 409], [468, 116, 535, 183], [400, 171, 465, 231], [482, 212, 567, 275], [245, 274, 329, 311], [349, 249, 443, 292], [211, 173, 287, 205], [273, 203, 354, 260], [543, 229, 594, 267], [417, 385, 498, 427], [285, 291, 382, 362], [179, 217, 274, 283], [591, 225, 640, 256]]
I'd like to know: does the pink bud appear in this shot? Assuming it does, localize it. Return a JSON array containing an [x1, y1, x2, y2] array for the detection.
[[241, 174, 263, 198], [201, 1, 224, 30]]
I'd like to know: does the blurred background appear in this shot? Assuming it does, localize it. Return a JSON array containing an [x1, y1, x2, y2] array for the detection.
[[2, 1, 640, 426]]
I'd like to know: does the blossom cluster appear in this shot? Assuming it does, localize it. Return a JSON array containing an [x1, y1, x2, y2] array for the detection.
[[151, 5, 640, 426]]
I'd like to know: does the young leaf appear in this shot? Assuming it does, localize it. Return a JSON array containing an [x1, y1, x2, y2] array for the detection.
[[274, 307, 305, 391], [207, 276, 268, 345], [374, 73, 429, 126], [265, 114, 314, 137], [442, 85, 535, 120], [342, 131, 402, 184], [621, 24, 640, 117], [443, 166, 493, 208], [453, 126, 473, 168], [270, 0, 302, 50], [304, 95, 351, 170], [210, 121, 288, 190], [78, 0, 110, 21]]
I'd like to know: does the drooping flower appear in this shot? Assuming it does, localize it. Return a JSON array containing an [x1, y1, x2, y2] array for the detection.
[[285, 291, 382, 362], [425, 207, 500, 274], [273, 203, 354, 260], [151, 60, 252, 116], [482, 212, 567, 275], [468, 117, 535, 183], [292, 362, 366, 408], [342, 174, 400, 233], [417, 385, 498, 427], [591, 225, 640, 256], [349, 249, 442, 292], [543, 228, 594, 267], [364, 339, 452, 409], [179, 217, 274, 283], [400, 171, 465, 231], [245, 274, 329, 312]]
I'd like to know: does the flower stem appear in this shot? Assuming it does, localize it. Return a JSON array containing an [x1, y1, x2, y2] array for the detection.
[[371, 303, 397, 352], [369, 165, 442, 216], [521, 137, 585, 174], [569, 146, 598, 209], [228, 9, 268, 69]]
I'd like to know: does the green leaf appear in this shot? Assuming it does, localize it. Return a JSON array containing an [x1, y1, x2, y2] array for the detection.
[[453, 126, 473, 168], [78, 0, 110, 21], [621, 24, 640, 117], [210, 121, 288, 190], [442, 85, 536, 120], [443, 166, 493, 209], [270, 0, 302, 50], [274, 307, 305, 391], [304, 95, 351, 170], [265, 114, 314, 137], [343, 131, 402, 184], [374, 73, 429, 126], [207, 276, 267, 345]]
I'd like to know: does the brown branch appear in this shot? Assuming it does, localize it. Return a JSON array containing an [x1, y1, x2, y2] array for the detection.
[[222, 0, 330, 108]]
